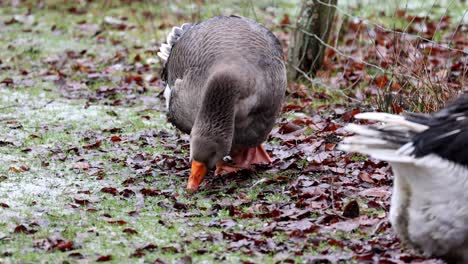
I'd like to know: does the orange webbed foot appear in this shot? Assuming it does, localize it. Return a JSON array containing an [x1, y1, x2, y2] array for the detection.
[[214, 145, 272, 176]]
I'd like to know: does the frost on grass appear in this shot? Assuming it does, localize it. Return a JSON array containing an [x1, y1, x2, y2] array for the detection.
[[0, 88, 167, 221]]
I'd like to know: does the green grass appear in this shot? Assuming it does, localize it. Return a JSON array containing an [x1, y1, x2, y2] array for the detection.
[[0, 69, 263, 262], [349, 153, 368, 162], [1, 0, 458, 263]]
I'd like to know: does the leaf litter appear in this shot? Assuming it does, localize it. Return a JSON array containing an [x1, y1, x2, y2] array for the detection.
[[0, 1, 465, 263]]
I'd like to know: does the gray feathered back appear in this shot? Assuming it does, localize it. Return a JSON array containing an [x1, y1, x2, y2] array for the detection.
[[164, 16, 283, 85], [160, 16, 286, 150]]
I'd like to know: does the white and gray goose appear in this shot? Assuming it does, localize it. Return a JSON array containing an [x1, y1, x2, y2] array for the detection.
[[158, 16, 286, 192], [339, 95, 468, 263]]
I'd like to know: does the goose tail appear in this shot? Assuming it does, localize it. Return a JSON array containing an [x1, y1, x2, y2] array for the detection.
[[338, 112, 428, 163], [157, 23, 193, 62]]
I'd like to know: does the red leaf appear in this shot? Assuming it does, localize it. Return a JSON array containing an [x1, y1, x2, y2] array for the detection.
[[392, 103, 403, 114], [258, 209, 281, 218], [358, 172, 374, 183], [125, 75, 144, 86], [120, 188, 136, 198], [83, 141, 101, 150], [100, 187, 118, 195], [14, 224, 36, 234], [342, 109, 360, 122], [128, 210, 140, 217], [278, 122, 302, 134], [374, 75, 389, 88], [133, 54, 142, 62], [123, 228, 138, 235], [74, 198, 91, 206], [68, 252, 84, 259], [14, 225, 29, 233], [107, 220, 127, 226], [140, 188, 160, 196], [173, 201, 188, 210], [282, 104, 303, 112], [110, 135, 122, 142], [322, 122, 340, 132], [343, 200, 360, 218], [280, 14, 290, 28], [1, 77, 13, 86], [54, 240, 74, 252], [96, 255, 112, 262]]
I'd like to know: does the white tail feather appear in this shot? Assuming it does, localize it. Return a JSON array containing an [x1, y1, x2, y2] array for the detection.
[[180, 23, 191, 30], [158, 23, 192, 62], [339, 112, 430, 163], [355, 113, 428, 132], [160, 43, 171, 54], [157, 52, 167, 61], [163, 85, 171, 111], [338, 143, 415, 162], [342, 135, 390, 146], [397, 142, 415, 156], [344, 123, 381, 137]]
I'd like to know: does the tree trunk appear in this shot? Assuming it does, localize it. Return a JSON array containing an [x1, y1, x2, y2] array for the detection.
[[288, 0, 337, 80]]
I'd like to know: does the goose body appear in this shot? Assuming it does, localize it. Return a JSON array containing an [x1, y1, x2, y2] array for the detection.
[[159, 16, 286, 192], [339, 95, 468, 263]]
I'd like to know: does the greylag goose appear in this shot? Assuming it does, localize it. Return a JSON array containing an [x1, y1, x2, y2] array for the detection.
[[158, 16, 286, 192], [339, 95, 468, 263]]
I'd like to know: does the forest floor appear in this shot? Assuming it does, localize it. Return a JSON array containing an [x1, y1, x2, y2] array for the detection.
[[0, 1, 466, 263]]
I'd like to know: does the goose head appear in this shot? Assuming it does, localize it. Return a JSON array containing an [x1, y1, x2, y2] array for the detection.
[[187, 135, 230, 192]]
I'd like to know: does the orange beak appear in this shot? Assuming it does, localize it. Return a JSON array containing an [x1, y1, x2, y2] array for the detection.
[[186, 160, 208, 193]]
